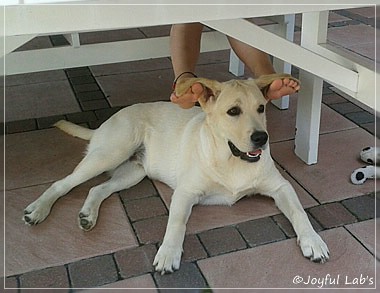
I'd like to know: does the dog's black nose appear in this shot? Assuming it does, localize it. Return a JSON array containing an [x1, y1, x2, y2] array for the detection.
[[251, 131, 268, 147]]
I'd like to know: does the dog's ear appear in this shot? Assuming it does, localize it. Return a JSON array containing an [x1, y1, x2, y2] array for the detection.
[[174, 77, 222, 111], [254, 73, 300, 99]]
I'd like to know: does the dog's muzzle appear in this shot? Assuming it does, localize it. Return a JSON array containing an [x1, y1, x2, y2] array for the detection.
[[228, 141, 263, 163], [228, 131, 268, 163]]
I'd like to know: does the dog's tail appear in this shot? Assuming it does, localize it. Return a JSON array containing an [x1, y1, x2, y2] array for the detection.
[[54, 120, 94, 140]]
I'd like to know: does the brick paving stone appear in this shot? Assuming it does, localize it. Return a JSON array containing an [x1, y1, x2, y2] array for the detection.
[[361, 122, 377, 137], [237, 217, 286, 247], [350, 7, 377, 18], [322, 83, 334, 95], [133, 215, 168, 244], [6, 119, 37, 134], [65, 68, 91, 78], [198, 226, 246, 256], [120, 178, 157, 202], [308, 202, 357, 229], [76, 91, 105, 101], [182, 234, 207, 262], [114, 244, 156, 278], [342, 194, 375, 221], [19, 266, 69, 288], [66, 111, 97, 124], [153, 262, 207, 289], [37, 115, 66, 129], [273, 212, 324, 239], [65, 67, 88, 73], [335, 9, 375, 26], [322, 93, 347, 105], [272, 214, 296, 238], [329, 102, 363, 115], [95, 107, 122, 121], [68, 255, 118, 288], [329, 19, 360, 27], [69, 75, 96, 85], [88, 120, 103, 129], [80, 99, 110, 111], [306, 211, 324, 232], [72, 83, 100, 93], [345, 111, 375, 125], [125, 196, 167, 222]]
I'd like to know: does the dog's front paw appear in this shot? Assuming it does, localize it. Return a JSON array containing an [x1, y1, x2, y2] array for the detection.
[[78, 211, 97, 231], [22, 200, 51, 225], [153, 244, 182, 274], [299, 232, 329, 263]]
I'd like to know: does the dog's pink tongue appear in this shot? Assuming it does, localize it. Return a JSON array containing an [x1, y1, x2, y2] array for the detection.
[[248, 149, 262, 156]]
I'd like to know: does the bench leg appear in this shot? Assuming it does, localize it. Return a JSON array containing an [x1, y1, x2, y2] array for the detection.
[[271, 14, 295, 110], [229, 49, 245, 77], [294, 69, 323, 165], [294, 11, 328, 165]]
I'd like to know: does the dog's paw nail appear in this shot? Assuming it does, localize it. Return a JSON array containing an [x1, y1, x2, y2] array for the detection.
[[311, 257, 322, 263], [24, 210, 31, 215], [79, 212, 86, 218]]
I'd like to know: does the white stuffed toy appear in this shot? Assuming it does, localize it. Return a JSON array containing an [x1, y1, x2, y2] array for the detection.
[[351, 147, 379, 185]]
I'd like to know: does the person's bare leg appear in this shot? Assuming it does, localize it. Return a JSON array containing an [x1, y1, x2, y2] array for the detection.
[[228, 37, 300, 100], [170, 23, 204, 108]]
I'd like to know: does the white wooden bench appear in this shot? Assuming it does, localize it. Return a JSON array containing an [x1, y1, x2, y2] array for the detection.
[[3, 0, 377, 165]]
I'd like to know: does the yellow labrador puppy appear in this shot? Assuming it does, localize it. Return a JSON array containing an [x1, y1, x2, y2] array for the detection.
[[23, 73, 329, 274]]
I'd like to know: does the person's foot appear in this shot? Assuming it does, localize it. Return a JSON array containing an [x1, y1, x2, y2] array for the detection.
[[170, 76, 301, 109], [265, 78, 300, 100]]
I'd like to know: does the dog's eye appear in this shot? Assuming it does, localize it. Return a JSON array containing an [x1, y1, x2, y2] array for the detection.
[[257, 105, 265, 113], [227, 106, 242, 116]]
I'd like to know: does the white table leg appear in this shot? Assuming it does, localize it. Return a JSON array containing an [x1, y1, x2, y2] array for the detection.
[[294, 11, 328, 165], [295, 70, 323, 165], [228, 15, 295, 109], [229, 49, 245, 77], [271, 14, 295, 110]]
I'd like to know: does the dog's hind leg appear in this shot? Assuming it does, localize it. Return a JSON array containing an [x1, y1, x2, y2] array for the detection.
[[23, 149, 130, 226], [78, 161, 146, 231]]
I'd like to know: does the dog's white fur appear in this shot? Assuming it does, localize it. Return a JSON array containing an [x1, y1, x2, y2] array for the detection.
[[23, 74, 329, 273]]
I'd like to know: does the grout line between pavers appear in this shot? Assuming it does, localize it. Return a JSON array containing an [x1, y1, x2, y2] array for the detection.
[[306, 210, 325, 232], [342, 225, 377, 259], [117, 192, 143, 246], [111, 253, 124, 282], [64, 264, 73, 290], [271, 156, 323, 206], [334, 8, 376, 27], [150, 272, 161, 291], [194, 261, 212, 291], [196, 232, 212, 259], [270, 215, 293, 240]]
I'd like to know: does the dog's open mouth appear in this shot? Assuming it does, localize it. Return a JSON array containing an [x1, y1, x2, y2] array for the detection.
[[228, 141, 262, 163]]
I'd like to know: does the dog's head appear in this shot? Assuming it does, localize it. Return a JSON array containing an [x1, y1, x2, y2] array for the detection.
[[175, 74, 296, 163]]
